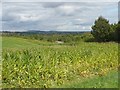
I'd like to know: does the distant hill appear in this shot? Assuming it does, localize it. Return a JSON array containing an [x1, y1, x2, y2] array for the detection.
[[1, 30, 90, 35]]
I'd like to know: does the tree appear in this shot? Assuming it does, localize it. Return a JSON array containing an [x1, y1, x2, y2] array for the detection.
[[116, 21, 120, 42], [91, 16, 113, 42], [110, 23, 118, 41]]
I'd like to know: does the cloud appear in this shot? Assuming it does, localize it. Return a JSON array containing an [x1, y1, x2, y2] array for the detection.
[[2, 2, 118, 31], [3, 0, 119, 2], [42, 2, 63, 8], [0, 3, 2, 31], [119, 2, 120, 21]]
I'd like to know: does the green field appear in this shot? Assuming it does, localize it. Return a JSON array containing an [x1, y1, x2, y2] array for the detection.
[[2, 36, 119, 88], [2, 37, 58, 49]]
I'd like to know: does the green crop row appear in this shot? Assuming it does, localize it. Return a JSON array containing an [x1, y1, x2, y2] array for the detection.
[[2, 42, 118, 88]]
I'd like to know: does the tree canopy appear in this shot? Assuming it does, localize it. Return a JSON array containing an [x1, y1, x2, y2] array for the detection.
[[91, 16, 119, 42]]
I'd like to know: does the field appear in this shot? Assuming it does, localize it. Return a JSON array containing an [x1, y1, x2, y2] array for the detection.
[[1, 36, 119, 88]]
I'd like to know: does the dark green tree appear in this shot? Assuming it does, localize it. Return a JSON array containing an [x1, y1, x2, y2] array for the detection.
[[91, 16, 113, 42], [116, 21, 120, 42], [110, 23, 118, 41]]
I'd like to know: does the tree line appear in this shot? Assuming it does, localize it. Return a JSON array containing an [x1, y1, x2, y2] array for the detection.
[[2, 16, 119, 43], [1, 31, 93, 43]]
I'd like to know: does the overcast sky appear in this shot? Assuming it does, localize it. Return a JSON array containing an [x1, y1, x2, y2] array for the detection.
[[1, 1, 118, 31], [2, 0, 120, 2]]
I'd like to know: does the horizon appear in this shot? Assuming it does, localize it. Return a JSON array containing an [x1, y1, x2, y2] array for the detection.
[[1, 29, 91, 32]]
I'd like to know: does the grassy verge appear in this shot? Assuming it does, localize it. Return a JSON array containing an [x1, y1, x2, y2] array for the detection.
[[57, 70, 118, 88]]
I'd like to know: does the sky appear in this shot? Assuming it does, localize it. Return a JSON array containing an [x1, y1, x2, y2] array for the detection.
[[1, 0, 119, 32], [2, 0, 120, 2]]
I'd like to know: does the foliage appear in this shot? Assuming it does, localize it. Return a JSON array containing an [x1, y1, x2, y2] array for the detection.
[[91, 16, 120, 42], [116, 21, 120, 42], [110, 23, 118, 41], [91, 16, 113, 42], [2, 32, 94, 43], [2, 37, 118, 88]]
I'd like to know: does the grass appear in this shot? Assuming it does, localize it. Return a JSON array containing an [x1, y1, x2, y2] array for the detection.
[[2, 36, 119, 88], [57, 70, 118, 88], [1, 37, 38, 49], [2, 36, 55, 49]]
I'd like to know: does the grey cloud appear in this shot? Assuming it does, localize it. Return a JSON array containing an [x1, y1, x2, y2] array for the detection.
[[42, 2, 63, 8], [3, 0, 119, 2], [2, 2, 118, 31]]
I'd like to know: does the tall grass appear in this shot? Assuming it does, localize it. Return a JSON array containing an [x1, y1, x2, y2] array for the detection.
[[2, 42, 118, 88]]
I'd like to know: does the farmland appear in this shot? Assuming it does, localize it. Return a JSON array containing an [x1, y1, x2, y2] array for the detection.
[[1, 36, 119, 88]]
